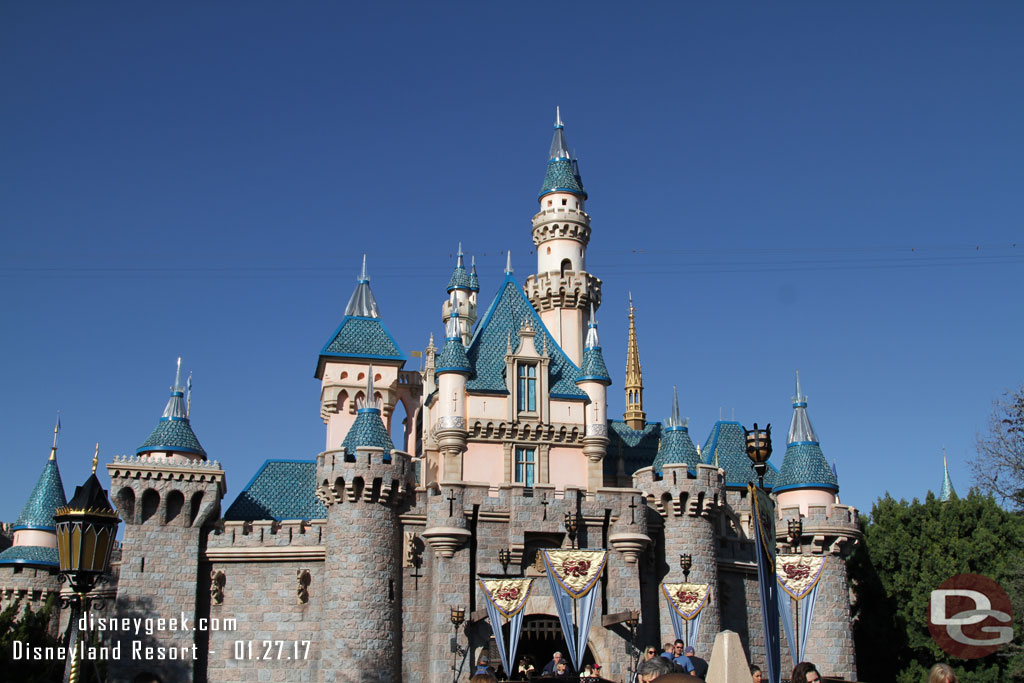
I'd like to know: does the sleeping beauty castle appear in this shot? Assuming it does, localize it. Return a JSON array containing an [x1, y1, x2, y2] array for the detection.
[[0, 111, 862, 682]]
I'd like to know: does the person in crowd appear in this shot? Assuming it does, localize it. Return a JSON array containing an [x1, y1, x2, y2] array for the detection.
[[670, 640, 696, 674], [660, 643, 675, 660], [750, 664, 762, 682], [475, 654, 495, 676], [516, 655, 536, 679], [928, 663, 959, 683], [637, 656, 672, 683], [554, 660, 572, 678], [791, 661, 821, 683], [642, 645, 660, 662], [542, 651, 565, 675], [683, 645, 707, 678], [471, 673, 498, 683]]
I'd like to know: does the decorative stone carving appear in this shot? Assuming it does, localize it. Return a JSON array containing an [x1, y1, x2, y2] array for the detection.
[[587, 424, 608, 437], [296, 569, 311, 604], [608, 532, 652, 564], [438, 416, 465, 430], [421, 526, 472, 559], [210, 570, 226, 605]]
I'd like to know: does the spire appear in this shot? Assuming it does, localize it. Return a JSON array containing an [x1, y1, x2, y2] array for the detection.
[[624, 294, 646, 429], [138, 359, 207, 458], [448, 243, 472, 292], [940, 450, 958, 501], [49, 413, 60, 461], [469, 255, 480, 292], [92, 443, 99, 475], [541, 108, 586, 199], [505, 251, 513, 275], [437, 293, 472, 374], [775, 372, 838, 493], [788, 370, 818, 445], [342, 365, 395, 461], [344, 255, 381, 318], [356, 364, 383, 411], [653, 388, 699, 474], [665, 386, 688, 430], [584, 303, 600, 350]]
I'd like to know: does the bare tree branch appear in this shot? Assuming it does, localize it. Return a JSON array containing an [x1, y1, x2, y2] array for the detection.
[[972, 385, 1024, 510]]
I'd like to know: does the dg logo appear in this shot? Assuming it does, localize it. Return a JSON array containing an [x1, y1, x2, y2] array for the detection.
[[927, 573, 1014, 659]]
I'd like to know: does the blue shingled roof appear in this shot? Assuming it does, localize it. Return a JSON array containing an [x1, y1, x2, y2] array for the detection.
[[466, 275, 587, 399], [578, 346, 611, 384], [319, 316, 406, 362], [652, 427, 701, 475], [341, 408, 395, 461], [437, 337, 471, 374], [774, 442, 838, 493], [540, 159, 586, 199], [138, 418, 206, 457], [700, 421, 779, 489], [13, 459, 67, 531], [0, 544, 59, 567], [469, 267, 480, 292], [606, 421, 661, 477], [224, 460, 327, 521], [448, 265, 472, 292]]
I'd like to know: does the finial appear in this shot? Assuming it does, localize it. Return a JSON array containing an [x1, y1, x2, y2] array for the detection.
[[92, 443, 99, 475], [506, 331, 513, 353], [672, 386, 680, 424], [366, 364, 375, 403], [359, 254, 369, 282], [943, 446, 948, 470], [173, 357, 183, 391], [589, 301, 596, 326], [555, 106, 563, 128], [505, 251, 513, 274], [50, 412, 60, 461], [794, 369, 806, 404], [471, 255, 476, 270], [628, 292, 635, 318], [428, 332, 435, 348]]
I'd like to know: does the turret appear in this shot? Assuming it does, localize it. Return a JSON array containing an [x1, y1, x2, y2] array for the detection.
[[524, 108, 602, 365], [576, 304, 611, 490], [315, 370, 415, 682], [652, 387, 700, 476], [0, 417, 67, 572], [441, 244, 477, 345], [316, 257, 409, 452], [137, 358, 206, 460], [774, 371, 839, 515], [435, 293, 471, 481]]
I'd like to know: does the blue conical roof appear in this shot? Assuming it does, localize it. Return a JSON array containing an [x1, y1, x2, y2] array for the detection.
[[13, 458, 67, 532], [701, 420, 779, 489], [774, 373, 838, 493], [469, 257, 480, 292], [341, 370, 395, 461], [577, 312, 611, 384], [138, 360, 207, 457], [447, 245, 472, 292], [940, 454, 957, 501], [540, 109, 586, 200], [652, 388, 699, 474], [437, 302, 471, 374]]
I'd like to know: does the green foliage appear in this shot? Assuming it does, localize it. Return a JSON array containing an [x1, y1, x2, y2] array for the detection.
[[0, 594, 62, 683], [851, 490, 1024, 682]]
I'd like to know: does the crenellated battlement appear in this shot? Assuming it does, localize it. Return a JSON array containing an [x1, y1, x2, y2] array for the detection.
[[777, 503, 862, 556], [531, 207, 592, 247], [315, 447, 416, 508], [632, 463, 725, 518], [523, 270, 602, 312]]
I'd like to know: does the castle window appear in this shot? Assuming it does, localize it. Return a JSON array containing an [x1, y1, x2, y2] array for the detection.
[[560, 259, 571, 277], [561, 199, 567, 205], [517, 363, 537, 412], [515, 447, 536, 486], [547, 200, 552, 207]]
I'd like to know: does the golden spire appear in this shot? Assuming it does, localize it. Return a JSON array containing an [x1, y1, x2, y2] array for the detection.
[[49, 413, 60, 461], [92, 443, 99, 475], [624, 293, 646, 430]]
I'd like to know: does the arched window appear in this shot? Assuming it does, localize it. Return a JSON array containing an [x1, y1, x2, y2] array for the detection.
[[560, 259, 571, 277]]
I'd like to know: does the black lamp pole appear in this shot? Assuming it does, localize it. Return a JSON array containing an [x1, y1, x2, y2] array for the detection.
[[450, 606, 466, 683]]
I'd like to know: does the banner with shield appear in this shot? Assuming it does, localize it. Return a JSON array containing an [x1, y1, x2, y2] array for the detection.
[[541, 549, 607, 672]]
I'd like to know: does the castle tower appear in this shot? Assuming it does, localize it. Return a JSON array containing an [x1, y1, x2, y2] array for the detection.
[[939, 451, 958, 501], [623, 295, 646, 429], [774, 372, 859, 679], [0, 418, 67, 614], [441, 244, 477, 346], [576, 304, 611, 490], [434, 295, 472, 481], [316, 257, 411, 452], [316, 370, 415, 683], [108, 360, 225, 683], [651, 388, 700, 475], [524, 108, 602, 366]]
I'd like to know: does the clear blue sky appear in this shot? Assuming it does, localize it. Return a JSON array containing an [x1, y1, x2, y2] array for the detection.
[[2, 2, 1022, 524]]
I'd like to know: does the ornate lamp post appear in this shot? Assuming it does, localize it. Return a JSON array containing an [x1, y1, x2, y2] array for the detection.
[[744, 423, 773, 490], [450, 606, 466, 683], [787, 518, 803, 546], [54, 447, 121, 683], [564, 511, 579, 550], [679, 553, 692, 582], [498, 548, 512, 576]]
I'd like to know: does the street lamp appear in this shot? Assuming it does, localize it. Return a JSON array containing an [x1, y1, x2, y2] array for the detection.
[[787, 518, 803, 546], [54, 446, 121, 683], [450, 606, 466, 683], [625, 611, 641, 678], [498, 548, 511, 575], [679, 553, 692, 582], [564, 511, 579, 550], [744, 423, 773, 490]]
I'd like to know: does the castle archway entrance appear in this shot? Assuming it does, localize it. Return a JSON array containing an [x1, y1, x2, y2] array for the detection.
[[500, 614, 596, 674]]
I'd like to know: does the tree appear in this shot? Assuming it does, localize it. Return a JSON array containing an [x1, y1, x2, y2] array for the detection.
[[0, 594, 62, 683], [849, 491, 1024, 683], [972, 385, 1024, 510]]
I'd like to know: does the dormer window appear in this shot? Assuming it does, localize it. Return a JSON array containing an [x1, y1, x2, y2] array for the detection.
[[517, 363, 537, 412]]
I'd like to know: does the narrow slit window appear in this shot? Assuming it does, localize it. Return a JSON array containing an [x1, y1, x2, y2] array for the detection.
[[517, 364, 537, 412]]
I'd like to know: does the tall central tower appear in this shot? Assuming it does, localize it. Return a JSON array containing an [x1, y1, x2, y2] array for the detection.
[[524, 108, 602, 366]]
